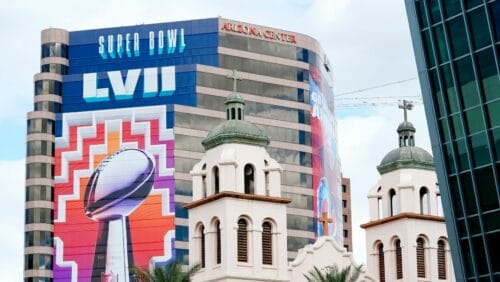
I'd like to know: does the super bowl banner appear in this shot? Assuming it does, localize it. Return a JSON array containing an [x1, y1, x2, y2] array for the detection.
[[54, 19, 218, 281], [310, 73, 342, 244]]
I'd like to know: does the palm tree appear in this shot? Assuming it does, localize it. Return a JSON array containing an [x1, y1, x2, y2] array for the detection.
[[132, 261, 200, 282], [304, 264, 362, 282]]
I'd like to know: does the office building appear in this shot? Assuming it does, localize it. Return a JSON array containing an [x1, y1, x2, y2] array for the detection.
[[405, 1, 500, 280], [24, 18, 341, 281], [342, 176, 353, 252]]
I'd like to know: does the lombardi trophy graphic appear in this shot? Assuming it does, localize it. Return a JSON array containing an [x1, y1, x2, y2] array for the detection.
[[84, 149, 155, 281]]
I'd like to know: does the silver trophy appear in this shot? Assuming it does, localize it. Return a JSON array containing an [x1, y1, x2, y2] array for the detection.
[[84, 149, 155, 281]]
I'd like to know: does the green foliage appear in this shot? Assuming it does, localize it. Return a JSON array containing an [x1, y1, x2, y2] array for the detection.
[[132, 261, 200, 282], [304, 264, 362, 282]]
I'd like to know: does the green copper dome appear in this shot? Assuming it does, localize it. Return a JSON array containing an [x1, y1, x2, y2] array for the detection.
[[377, 100, 434, 174], [377, 146, 434, 174], [202, 69, 269, 150]]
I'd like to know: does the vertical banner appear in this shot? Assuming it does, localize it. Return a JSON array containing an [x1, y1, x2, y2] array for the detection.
[[310, 73, 342, 245]]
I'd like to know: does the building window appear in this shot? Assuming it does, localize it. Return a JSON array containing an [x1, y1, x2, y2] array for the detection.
[[416, 237, 426, 278], [343, 215, 348, 223], [262, 221, 273, 265], [389, 189, 397, 216], [244, 164, 255, 194], [395, 239, 403, 279], [420, 187, 430, 215], [342, 185, 347, 193], [437, 239, 446, 279], [213, 166, 219, 194], [344, 244, 349, 251], [237, 218, 248, 262], [342, 200, 347, 208], [216, 220, 221, 264], [378, 243, 385, 282], [436, 194, 443, 216], [200, 225, 206, 268], [343, 229, 348, 238]]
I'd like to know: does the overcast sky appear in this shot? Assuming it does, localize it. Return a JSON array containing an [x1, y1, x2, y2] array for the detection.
[[0, 0, 433, 279]]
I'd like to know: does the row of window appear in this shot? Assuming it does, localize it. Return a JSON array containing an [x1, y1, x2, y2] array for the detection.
[[377, 187, 442, 218], [26, 163, 54, 179], [197, 72, 309, 103], [459, 231, 500, 277], [24, 254, 52, 270], [34, 101, 62, 113], [25, 231, 52, 247], [27, 140, 54, 157], [34, 79, 62, 96], [376, 237, 448, 281], [174, 112, 312, 146], [220, 54, 309, 82], [25, 208, 53, 224], [196, 217, 274, 267], [197, 94, 310, 125], [27, 118, 54, 135], [41, 63, 68, 75], [41, 42, 68, 59], [26, 185, 53, 202]]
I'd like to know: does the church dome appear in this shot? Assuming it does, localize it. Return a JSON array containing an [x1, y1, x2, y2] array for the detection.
[[377, 100, 434, 175], [202, 119, 269, 150], [377, 146, 434, 174]]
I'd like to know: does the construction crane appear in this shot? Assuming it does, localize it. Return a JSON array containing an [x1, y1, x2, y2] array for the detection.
[[334, 95, 423, 109]]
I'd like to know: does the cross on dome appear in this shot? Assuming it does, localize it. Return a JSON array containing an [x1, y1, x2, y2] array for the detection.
[[227, 69, 242, 93]]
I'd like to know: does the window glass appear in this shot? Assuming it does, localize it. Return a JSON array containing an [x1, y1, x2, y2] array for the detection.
[[41, 42, 68, 58], [465, 107, 485, 134], [470, 132, 490, 166], [455, 138, 470, 171], [434, 24, 449, 64], [490, 2, 500, 42], [41, 64, 68, 75], [476, 48, 500, 102], [448, 16, 469, 58], [220, 54, 308, 82], [492, 128, 500, 161], [456, 56, 480, 108], [219, 33, 298, 60], [34, 80, 62, 96], [443, 142, 456, 174], [174, 135, 204, 152], [27, 119, 55, 134], [468, 7, 491, 50], [25, 208, 52, 224], [468, 215, 481, 235], [449, 176, 464, 217], [26, 163, 53, 179], [259, 125, 311, 146], [416, 0, 429, 28], [429, 69, 445, 117], [268, 147, 312, 167], [283, 192, 313, 209], [457, 218, 467, 237], [175, 180, 192, 196], [475, 166, 499, 211], [465, 0, 484, 9], [175, 249, 189, 265], [441, 64, 460, 113], [175, 157, 200, 173], [429, 0, 442, 24], [483, 210, 500, 232], [175, 202, 188, 218], [197, 72, 309, 103], [423, 30, 436, 68], [451, 114, 464, 138], [439, 118, 451, 143], [287, 214, 314, 231], [287, 236, 314, 252], [487, 100, 500, 128], [460, 239, 474, 277], [459, 172, 477, 214], [487, 232, 500, 272], [443, 0, 462, 18], [26, 185, 52, 202], [34, 101, 61, 113], [175, 225, 189, 242], [282, 171, 312, 188], [25, 231, 52, 247], [472, 236, 488, 275], [27, 141, 53, 156]]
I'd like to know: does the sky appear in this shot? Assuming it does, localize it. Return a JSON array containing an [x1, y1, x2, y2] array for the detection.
[[0, 0, 433, 279]]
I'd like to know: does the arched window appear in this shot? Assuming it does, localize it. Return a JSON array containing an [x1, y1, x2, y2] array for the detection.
[[416, 237, 426, 278], [238, 108, 242, 120], [244, 164, 255, 194], [389, 189, 397, 216], [216, 220, 221, 264], [227, 109, 230, 120], [378, 243, 385, 282], [420, 187, 429, 215], [231, 108, 235, 119], [378, 197, 383, 219], [213, 166, 219, 194], [262, 222, 272, 265], [237, 218, 248, 262], [395, 239, 403, 279], [199, 225, 206, 268], [437, 240, 446, 279]]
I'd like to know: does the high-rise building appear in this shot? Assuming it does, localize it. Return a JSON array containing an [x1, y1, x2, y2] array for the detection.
[[341, 176, 353, 252], [24, 18, 342, 281], [405, 1, 500, 280]]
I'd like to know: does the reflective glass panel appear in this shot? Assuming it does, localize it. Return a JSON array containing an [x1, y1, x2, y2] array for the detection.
[[468, 7, 491, 50], [476, 48, 500, 102], [448, 16, 470, 58], [475, 166, 499, 211], [456, 56, 480, 108]]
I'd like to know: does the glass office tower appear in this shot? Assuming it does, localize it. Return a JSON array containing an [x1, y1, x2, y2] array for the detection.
[[405, 1, 500, 281], [25, 18, 341, 281]]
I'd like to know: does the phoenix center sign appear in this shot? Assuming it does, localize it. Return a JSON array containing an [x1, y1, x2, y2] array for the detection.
[[221, 21, 297, 44]]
